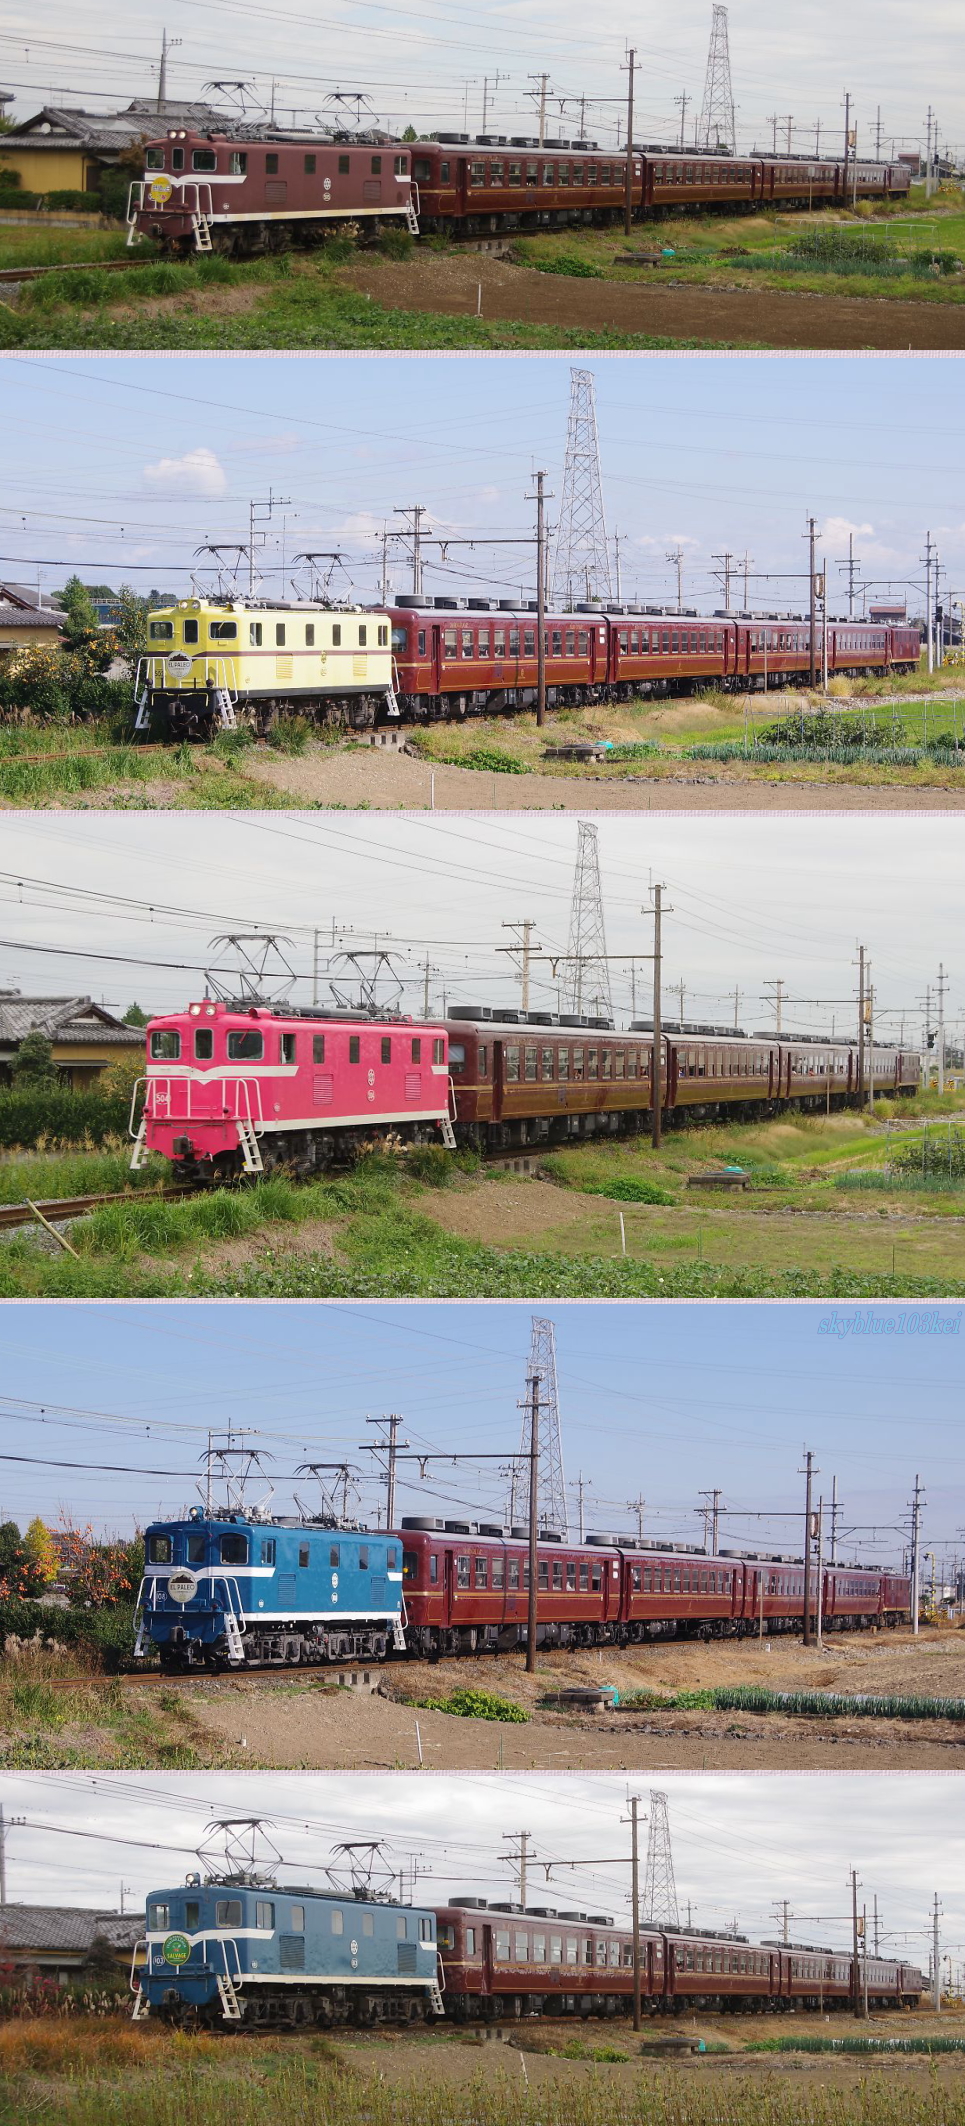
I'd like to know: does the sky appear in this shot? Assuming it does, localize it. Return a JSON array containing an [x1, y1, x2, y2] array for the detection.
[[0, 1769, 958, 1975], [2, 357, 962, 622], [0, 1299, 959, 1563], [0, 810, 960, 1048], [3, 0, 961, 159]]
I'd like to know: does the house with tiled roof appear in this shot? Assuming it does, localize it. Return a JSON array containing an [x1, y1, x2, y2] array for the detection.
[[0, 994, 143, 1091], [0, 1905, 142, 1983], [0, 100, 230, 195]]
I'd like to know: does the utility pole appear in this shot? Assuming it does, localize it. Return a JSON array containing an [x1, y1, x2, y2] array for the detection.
[[529, 73, 549, 147], [763, 978, 785, 1034], [801, 1447, 817, 1646], [700, 1488, 722, 1554], [623, 50, 639, 236], [362, 1415, 410, 1530], [910, 1475, 924, 1638], [933, 1894, 942, 2012], [481, 71, 507, 131], [612, 530, 624, 599], [936, 963, 948, 1096], [526, 1369, 541, 1675], [528, 470, 550, 727], [783, 115, 794, 153], [924, 107, 934, 198], [623, 1795, 644, 2030], [666, 547, 685, 611], [867, 966, 874, 1111], [873, 1894, 880, 1958], [627, 1494, 646, 1541], [773, 1899, 792, 1945], [875, 106, 882, 160], [675, 92, 690, 150], [767, 113, 779, 154], [157, 27, 182, 110], [923, 531, 936, 673], [857, 945, 867, 1110], [805, 514, 819, 684], [830, 1475, 840, 1565], [739, 553, 753, 610], [574, 1471, 590, 1542], [672, 979, 687, 1027], [498, 920, 539, 1012], [712, 551, 734, 611], [843, 92, 852, 206], [852, 1870, 866, 2018], [836, 533, 861, 618], [393, 505, 428, 597], [647, 884, 666, 1149], [503, 1831, 534, 1909]]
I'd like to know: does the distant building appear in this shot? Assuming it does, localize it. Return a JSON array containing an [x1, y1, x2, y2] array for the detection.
[[0, 100, 229, 195], [0, 584, 65, 655], [0, 994, 142, 1090], [868, 602, 908, 624], [0, 1905, 142, 1985]]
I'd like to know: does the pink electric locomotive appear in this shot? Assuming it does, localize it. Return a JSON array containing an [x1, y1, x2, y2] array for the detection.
[[131, 1000, 452, 1181]]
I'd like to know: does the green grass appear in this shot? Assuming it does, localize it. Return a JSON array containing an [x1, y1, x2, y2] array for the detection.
[[615, 1686, 965, 1723], [0, 224, 138, 270], [405, 1686, 529, 1722], [0, 1145, 168, 1203], [0, 1656, 208, 1772]]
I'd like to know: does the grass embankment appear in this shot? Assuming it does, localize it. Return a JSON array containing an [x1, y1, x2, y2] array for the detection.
[[0, 222, 140, 269], [0, 720, 319, 808], [0, 1144, 169, 1202], [0, 246, 728, 351], [1, 2024, 962, 2126], [513, 188, 965, 302], [404, 680, 965, 788], [1, 1131, 965, 1297], [0, 1649, 208, 1771]]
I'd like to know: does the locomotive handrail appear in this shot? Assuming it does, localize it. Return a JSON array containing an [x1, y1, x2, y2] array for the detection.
[[136, 1075, 265, 1128]]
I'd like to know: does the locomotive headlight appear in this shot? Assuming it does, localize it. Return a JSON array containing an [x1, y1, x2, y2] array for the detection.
[[189, 1004, 201, 1016], [168, 1569, 199, 1605]]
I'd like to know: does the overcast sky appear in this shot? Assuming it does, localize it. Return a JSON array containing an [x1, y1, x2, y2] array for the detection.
[[0, 811, 960, 1047], [3, 0, 960, 156], [0, 1770, 958, 1973], [3, 357, 962, 620], [1, 1299, 959, 1561]]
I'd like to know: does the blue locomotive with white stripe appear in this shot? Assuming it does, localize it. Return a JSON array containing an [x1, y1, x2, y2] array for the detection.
[[135, 1509, 405, 1669], [133, 1876, 441, 2027]]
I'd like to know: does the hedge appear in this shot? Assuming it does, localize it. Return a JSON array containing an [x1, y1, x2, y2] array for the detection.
[[0, 1087, 130, 1149], [0, 1598, 136, 1669]]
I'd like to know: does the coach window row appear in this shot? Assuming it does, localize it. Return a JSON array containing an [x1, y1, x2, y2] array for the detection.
[[634, 628, 726, 655], [677, 1947, 770, 1975], [767, 1574, 804, 1596], [638, 1564, 733, 1595], [504, 1044, 649, 1084], [676, 1047, 770, 1080], [493, 1930, 629, 1968], [455, 1552, 603, 1593]]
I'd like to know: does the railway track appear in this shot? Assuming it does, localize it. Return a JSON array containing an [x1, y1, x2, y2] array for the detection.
[[0, 1187, 191, 1233], [0, 256, 153, 286]]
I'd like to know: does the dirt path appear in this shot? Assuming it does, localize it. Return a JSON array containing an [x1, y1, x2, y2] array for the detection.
[[180, 1630, 965, 1771], [342, 251, 965, 350], [243, 749, 965, 812]]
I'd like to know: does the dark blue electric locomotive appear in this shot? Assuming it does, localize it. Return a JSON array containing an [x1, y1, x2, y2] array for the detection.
[[135, 1509, 405, 1669], [133, 1877, 441, 2027]]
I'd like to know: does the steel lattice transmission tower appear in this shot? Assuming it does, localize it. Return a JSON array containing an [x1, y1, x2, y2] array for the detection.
[[566, 821, 612, 1021], [551, 368, 612, 607], [697, 5, 736, 154], [643, 1791, 680, 1928], [508, 1317, 568, 1536]]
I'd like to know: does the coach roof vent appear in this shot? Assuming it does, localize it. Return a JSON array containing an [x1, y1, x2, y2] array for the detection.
[[467, 599, 492, 610], [477, 1522, 504, 1537], [538, 1528, 563, 1542], [433, 596, 458, 610], [451, 1896, 489, 1908], [444, 1520, 473, 1535], [497, 598, 517, 611], [586, 1533, 619, 1547], [510, 1525, 529, 1541], [395, 594, 422, 607], [400, 1516, 445, 1531]]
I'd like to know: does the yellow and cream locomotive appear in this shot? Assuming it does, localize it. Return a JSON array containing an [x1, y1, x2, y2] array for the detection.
[[135, 597, 398, 740]]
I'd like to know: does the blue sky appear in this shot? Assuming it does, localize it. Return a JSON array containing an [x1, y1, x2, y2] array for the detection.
[[3, 0, 961, 159], [2, 356, 962, 620], [0, 1769, 959, 1975], [0, 811, 961, 1052], [1, 1300, 959, 1565]]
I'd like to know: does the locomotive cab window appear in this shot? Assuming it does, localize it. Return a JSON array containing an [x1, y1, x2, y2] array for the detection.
[[187, 1535, 205, 1563], [338, 155, 350, 173], [150, 1029, 180, 1059], [172, 147, 184, 169], [332, 624, 341, 645], [349, 1036, 360, 1063], [371, 157, 382, 173], [230, 152, 247, 174], [182, 618, 199, 642], [147, 1534, 172, 1563], [298, 1545, 309, 1568], [149, 620, 174, 640], [305, 624, 315, 646], [266, 154, 279, 174], [194, 1029, 213, 1060], [148, 1902, 170, 1929], [209, 621, 237, 640], [410, 1037, 422, 1062], [145, 148, 165, 169], [313, 1035, 326, 1063], [359, 625, 367, 646], [226, 1029, 263, 1060], [275, 623, 286, 646], [304, 154, 316, 174], [219, 1534, 248, 1565], [280, 1033, 296, 1065], [261, 1538, 276, 1564], [216, 1900, 243, 1927], [192, 149, 217, 171], [249, 621, 263, 645], [256, 1902, 274, 1929]]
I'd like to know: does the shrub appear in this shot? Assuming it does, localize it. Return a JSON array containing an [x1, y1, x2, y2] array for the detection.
[[410, 1686, 529, 1722], [269, 713, 311, 754], [580, 1176, 677, 1206], [532, 253, 605, 278], [43, 190, 102, 213], [378, 226, 414, 260], [0, 1087, 130, 1149], [458, 746, 530, 775], [405, 1146, 458, 1187], [0, 1598, 136, 1669]]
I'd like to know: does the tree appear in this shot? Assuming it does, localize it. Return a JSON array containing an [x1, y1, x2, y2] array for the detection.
[[113, 586, 150, 665], [402, 125, 418, 141], [0, 1520, 45, 1600], [98, 1050, 143, 1102], [24, 1518, 59, 1588], [11, 1030, 57, 1085], [59, 576, 101, 650], [123, 1003, 148, 1026]]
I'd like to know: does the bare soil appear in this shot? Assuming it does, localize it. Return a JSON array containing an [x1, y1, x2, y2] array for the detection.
[[242, 749, 965, 813], [176, 1627, 965, 1771], [342, 250, 965, 349]]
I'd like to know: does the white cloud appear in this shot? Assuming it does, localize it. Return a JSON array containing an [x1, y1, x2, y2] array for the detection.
[[142, 448, 228, 497]]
